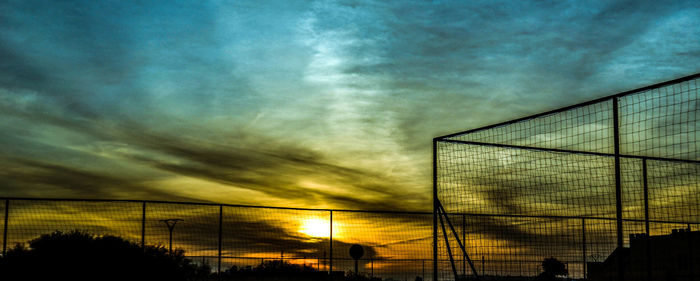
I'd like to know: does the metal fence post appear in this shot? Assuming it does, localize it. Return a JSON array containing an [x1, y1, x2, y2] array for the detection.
[[2, 199, 8, 256], [329, 210, 333, 274], [218, 205, 223, 279], [612, 97, 623, 249], [462, 214, 466, 276], [582, 218, 587, 280], [612, 97, 624, 281], [644, 158, 652, 281], [433, 139, 438, 281], [141, 201, 146, 249], [481, 255, 485, 276], [643, 158, 650, 235]]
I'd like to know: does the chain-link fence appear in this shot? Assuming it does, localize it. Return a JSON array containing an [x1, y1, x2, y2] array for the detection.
[[0, 198, 437, 281], [1, 198, 695, 281], [434, 73, 700, 280]]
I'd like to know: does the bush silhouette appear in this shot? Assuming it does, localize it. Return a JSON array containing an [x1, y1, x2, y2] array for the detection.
[[223, 259, 324, 280], [535, 257, 568, 281], [0, 230, 212, 281], [541, 257, 567, 276], [253, 259, 317, 273]]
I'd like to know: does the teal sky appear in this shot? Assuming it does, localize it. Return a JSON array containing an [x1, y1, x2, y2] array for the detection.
[[1, 0, 699, 211]]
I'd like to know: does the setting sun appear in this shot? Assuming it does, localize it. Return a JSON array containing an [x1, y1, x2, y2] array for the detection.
[[299, 218, 330, 238]]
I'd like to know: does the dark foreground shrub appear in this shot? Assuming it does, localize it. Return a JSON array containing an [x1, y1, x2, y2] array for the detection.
[[0, 230, 211, 281], [223, 259, 326, 281]]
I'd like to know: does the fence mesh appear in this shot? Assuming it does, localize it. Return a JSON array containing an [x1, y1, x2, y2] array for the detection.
[[435, 74, 700, 280], [0, 198, 439, 281], [6, 200, 143, 247]]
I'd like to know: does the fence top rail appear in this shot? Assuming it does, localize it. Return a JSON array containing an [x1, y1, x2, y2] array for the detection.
[[0, 197, 431, 215], [436, 139, 700, 165], [435, 72, 700, 141], [1, 197, 697, 225], [192, 255, 435, 262]]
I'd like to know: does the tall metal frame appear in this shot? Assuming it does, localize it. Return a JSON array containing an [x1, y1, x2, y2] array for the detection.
[[433, 73, 700, 280]]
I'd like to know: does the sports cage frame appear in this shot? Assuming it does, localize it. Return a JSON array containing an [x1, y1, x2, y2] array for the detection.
[[0, 75, 697, 281], [433, 73, 700, 280]]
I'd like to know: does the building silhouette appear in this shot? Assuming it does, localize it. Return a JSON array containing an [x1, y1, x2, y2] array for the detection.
[[588, 229, 700, 281]]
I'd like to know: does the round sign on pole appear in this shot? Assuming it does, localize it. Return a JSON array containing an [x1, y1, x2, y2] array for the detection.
[[349, 244, 364, 275], [349, 244, 364, 260]]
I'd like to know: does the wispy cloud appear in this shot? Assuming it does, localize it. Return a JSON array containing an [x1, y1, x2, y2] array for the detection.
[[0, 0, 698, 211]]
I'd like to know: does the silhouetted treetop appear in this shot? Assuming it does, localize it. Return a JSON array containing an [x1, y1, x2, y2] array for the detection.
[[0, 230, 212, 281], [541, 257, 568, 277]]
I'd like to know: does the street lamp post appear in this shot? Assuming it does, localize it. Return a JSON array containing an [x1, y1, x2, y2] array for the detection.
[[160, 219, 183, 255]]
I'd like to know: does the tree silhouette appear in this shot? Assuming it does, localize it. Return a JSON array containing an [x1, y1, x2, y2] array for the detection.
[[542, 257, 568, 276], [0, 230, 212, 281], [534, 257, 568, 281]]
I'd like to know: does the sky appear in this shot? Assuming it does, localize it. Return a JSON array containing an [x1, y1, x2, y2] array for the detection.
[[1, 0, 700, 212]]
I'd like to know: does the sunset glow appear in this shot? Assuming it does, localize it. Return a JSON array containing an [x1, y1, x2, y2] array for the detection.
[[299, 218, 330, 238], [0, 2, 698, 280]]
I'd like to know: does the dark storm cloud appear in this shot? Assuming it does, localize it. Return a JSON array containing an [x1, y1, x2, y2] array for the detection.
[[0, 94, 426, 210], [120, 131, 420, 211], [108, 118, 426, 210], [0, 158, 203, 202]]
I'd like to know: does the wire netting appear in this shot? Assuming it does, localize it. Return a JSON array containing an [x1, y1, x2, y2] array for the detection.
[[618, 78, 699, 160], [5, 200, 143, 247], [447, 100, 615, 154], [435, 74, 700, 280], [145, 202, 220, 267], [0, 199, 440, 280], [221, 206, 330, 272], [437, 143, 617, 218], [331, 211, 433, 280]]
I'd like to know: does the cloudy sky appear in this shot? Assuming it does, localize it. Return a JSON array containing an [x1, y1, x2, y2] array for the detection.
[[1, 0, 699, 211]]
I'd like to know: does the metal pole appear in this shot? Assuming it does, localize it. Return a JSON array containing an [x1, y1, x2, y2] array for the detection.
[[462, 214, 466, 277], [612, 97, 624, 281], [613, 97, 623, 249], [646, 238, 651, 281], [141, 202, 146, 249], [643, 159, 650, 235], [482, 256, 485, 276], [437, 204, 478, 276], [582, 218, 587, 280], [218, 205, 223, 278], [2, 199, 8, 257], [160, 219, 182, 255], [438, 210, 459, 279], [433, 139, 438, 281], [169, 227, 173, 254], [329, 210, 333, 274]]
